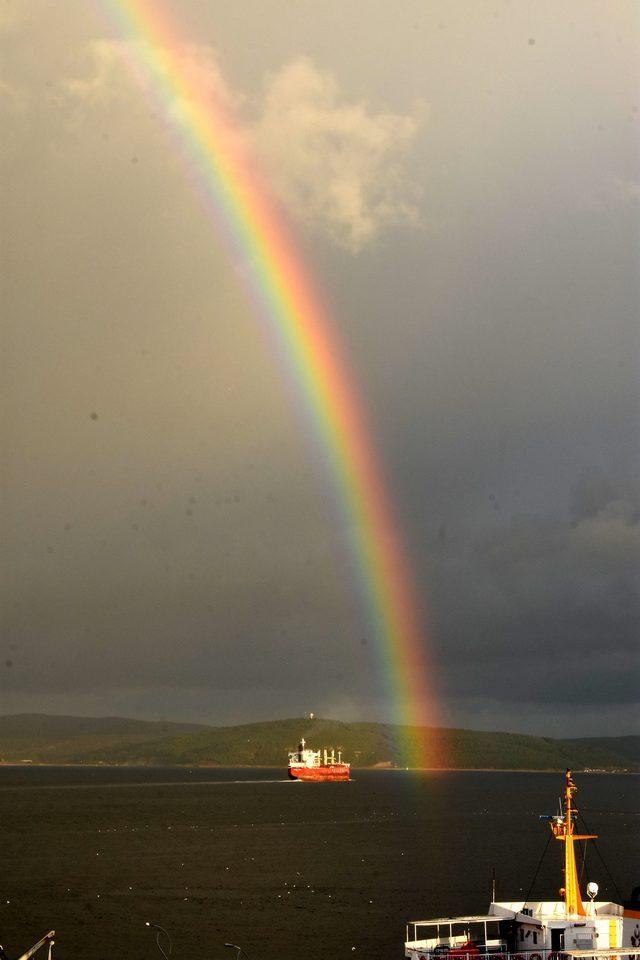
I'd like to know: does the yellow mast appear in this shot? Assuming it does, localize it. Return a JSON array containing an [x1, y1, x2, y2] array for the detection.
[[548, 770, 597, 916]]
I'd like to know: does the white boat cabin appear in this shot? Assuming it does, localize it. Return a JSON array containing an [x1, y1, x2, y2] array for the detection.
[[405, 900, 627, 960], [405, 772, 638, 960], [287, 738, 343, 768]]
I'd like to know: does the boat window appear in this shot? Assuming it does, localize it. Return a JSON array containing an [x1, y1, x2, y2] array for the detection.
[[417, 925, 437, 942], [452, 924, 467, 938], [533, 932, 538, 944], [486, 922, 501, 940], [469, 923, 484, 942]]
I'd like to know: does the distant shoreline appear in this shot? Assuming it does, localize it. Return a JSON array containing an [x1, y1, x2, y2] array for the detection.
[[2, 716, 636, 771], [0, 762, 636, 773]]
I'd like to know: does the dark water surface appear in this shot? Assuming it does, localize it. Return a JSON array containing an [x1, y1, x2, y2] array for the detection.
[[0, 768, 637, 960]]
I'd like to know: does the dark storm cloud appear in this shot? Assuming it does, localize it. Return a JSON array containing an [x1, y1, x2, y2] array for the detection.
[[431, 491, 639, 702], [1, 1, 638, 734]]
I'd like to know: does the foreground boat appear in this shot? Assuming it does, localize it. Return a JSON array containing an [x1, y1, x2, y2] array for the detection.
[[288, 737, 350, 781], [405, 770, 639, 960]]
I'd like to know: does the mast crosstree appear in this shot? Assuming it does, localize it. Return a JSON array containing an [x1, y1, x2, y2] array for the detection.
[[547, 769, 597, 916]]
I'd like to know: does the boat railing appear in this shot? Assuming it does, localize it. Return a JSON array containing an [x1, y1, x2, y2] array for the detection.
[[405, 950, 640, 960], [404, 950, 597, 960]]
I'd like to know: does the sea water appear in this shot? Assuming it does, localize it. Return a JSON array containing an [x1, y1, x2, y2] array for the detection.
[[0, 767, 637, 960]]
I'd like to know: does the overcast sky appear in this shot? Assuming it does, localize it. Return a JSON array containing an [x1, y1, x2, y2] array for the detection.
[[1, 0, 638, 737]]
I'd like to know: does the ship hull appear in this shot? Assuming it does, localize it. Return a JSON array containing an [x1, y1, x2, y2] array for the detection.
[[288, 764, 350, 782]]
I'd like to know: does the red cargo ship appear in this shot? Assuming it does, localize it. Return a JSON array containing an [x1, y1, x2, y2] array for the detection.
[[288, 737, 350, 781]]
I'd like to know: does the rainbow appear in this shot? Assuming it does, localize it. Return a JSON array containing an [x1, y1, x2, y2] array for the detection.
[[104, 0, 441, 768]]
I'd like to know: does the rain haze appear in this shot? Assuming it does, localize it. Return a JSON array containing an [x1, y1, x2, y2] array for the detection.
[[1, 0, 638, 737]]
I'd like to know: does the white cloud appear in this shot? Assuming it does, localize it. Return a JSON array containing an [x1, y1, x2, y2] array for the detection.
[[0, 2, 21, 33], [63, 39, 241, 114], [0, 77, 25, 112], [60, 43, 423, 252], [252, 57, 423, 251], [613, 176, 640, 203]]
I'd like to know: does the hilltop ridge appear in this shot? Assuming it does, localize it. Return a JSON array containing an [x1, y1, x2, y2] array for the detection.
[[0, 714, 637, 770]]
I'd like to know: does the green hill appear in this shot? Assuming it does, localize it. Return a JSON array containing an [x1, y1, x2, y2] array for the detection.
[[0, 714, 637, 770], [562, 735, 640, 768], [0, 714, 206, 763]]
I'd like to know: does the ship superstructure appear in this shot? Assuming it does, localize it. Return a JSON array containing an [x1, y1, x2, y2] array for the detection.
[[287, 737, 350, 781], [405, 770, 637, 960]]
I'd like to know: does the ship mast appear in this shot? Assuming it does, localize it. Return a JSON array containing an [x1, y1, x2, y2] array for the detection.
[[548, 769, 597, 916]]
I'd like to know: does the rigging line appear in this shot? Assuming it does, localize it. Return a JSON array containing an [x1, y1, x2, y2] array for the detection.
[[578, 811, 624, 903], [523, 832, 552, 909], [579, 840, 589, 886], [578, 838, 588, 885], [155, 931, 171, 960]]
